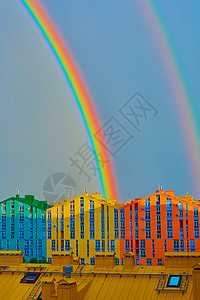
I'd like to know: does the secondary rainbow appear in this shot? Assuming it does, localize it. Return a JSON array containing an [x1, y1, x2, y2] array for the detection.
[[17, 0, 118, 200], [138, 0, 200, 197]]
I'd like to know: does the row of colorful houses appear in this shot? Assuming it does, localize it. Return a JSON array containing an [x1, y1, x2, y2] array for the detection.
[[0, 189, 200, 264]]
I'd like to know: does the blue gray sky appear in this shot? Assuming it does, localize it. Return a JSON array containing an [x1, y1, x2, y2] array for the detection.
[[1, 0, 200, 203]]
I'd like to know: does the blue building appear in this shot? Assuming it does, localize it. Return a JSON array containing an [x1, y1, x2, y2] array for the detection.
[[0, 194, 51, 262]]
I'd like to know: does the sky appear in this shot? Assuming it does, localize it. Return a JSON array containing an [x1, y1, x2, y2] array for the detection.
[[1, 0, 200, 203]]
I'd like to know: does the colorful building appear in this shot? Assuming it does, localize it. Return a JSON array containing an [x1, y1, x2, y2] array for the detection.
[[46, 192, 122, 264], [120, 189, 200, 265], [0, 194, 51, 261]]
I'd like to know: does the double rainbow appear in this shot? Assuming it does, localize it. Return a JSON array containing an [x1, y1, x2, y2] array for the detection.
[[139, 0, 200, 197], [17, 0, 118, 200]]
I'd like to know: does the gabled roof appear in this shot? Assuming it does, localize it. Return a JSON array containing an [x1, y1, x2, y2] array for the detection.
[[0, 194, 51, 210]]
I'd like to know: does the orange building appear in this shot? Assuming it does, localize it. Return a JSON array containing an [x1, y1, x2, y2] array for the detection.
[[120, 189, 200, 265]]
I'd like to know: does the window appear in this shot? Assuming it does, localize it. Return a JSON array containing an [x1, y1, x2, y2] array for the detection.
[[180, 240, 184, 252], [115, 258, 119, 265], [106, 207, 109, 239], [24, 240, 29, 256], [19, 231, 24, 239], [120, 209, 125, 239], [156, 195, 161, 238], [101, 205, 105, 239], [90, 201, 95, 239], [186, 204, 188, 220], [48, 258, 52, 264], [135, 204, 139, 239], [80, 198, 84, 239], [158, 259, 162, 265], [87, 240, 89, 258], [145, 199, 151, 239], [152, 240, 155, 258], [146, 231, 151, 239], [52, 240, 55, 251], [61, 240, 64, 251], [70, 231, 75, 239], [136, 240, 139, 258], [2, 203, 6, 213], [136, 259, 139, 265], [102, 240, 105, 252], [166, 198, 172, 240], [16, 240, 19, 251], [95, 240, 100, 252], [130, 206, 133, 240], [194, 207, 199, 239], [7, 240, 9, 251], [125, 240, 130, 253], [164, 239, 167, 252], [166, 275, 182, 288], [81, 258, 85, 264], [180, 220, 184, 239], [111, 240, 115, 252], [114, 209, 119, 239], [21, 273, 40, 283], [38, 240, 42, 257], [146, 259, 152, 265], [30, 240, 33, 257], [47, 211, 51, 239], [179, 202, 183, 218], [140, 240, 146, 258], [70, 201, 75, 239], [190, 239, 195, 252], [65, 240, 70, 251], [90, 258, 95, 265], [19, 202, 24, 213], [121, 258, 124, 265], [145, 198, 150, 211], [166, 198, 172, 210], [173, 240, 179, 252], [167, 229, 173, 239], [76, 240, 78, 257]]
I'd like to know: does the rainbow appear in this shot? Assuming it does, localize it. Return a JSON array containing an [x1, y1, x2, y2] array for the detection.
[[139, 0, 200, 198], [17, 0, 118, 200]]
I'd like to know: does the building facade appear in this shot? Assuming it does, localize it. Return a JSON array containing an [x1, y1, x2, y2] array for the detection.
[[0, 194, 51, 261], [120, 189, 200, 265], [46, 192, 122, 264]]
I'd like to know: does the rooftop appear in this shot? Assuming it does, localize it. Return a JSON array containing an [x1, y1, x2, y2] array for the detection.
[[0, 251, 197, 299], [0, 194, 51, 210]]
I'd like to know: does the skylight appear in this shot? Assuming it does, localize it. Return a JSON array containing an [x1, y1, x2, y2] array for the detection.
[[166, 275, 182, 288]]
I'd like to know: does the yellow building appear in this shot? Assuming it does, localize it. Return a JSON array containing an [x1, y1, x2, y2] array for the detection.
[[46, 192, 122, 264]]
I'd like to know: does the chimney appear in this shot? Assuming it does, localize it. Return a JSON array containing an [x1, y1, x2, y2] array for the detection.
[[63, 266, 73, 278]]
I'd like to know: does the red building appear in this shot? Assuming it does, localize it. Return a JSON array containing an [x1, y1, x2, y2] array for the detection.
[[120, 189, 200, 265]]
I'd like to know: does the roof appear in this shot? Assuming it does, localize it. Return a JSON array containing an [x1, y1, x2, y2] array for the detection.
[[47, 192, 123, 210], [165, 252, 200, 257], [0, 260, 194, 299], [0, 194, 51, 210], [52, 250, 73, 256], [123, 189, 200, 207], [95, 252, 116, 256], [0, 251, 24, 255], [124, 252, 135, 257]]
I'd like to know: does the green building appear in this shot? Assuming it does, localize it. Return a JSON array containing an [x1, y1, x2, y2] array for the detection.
[[0, 194, 51, 262]]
